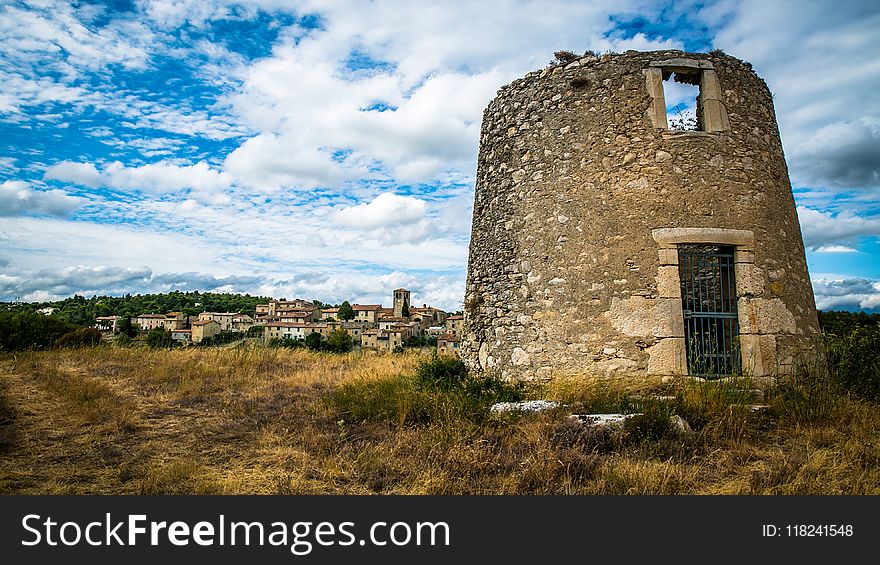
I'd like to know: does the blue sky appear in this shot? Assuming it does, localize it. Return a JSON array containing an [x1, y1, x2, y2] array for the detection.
[[1, 0, 878, 312]]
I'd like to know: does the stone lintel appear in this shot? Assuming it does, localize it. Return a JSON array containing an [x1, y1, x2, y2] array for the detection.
[[649, 58, 714, 70], [652, 227, 754, 248]]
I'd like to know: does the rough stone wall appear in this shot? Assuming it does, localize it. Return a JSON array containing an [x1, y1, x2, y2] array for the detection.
[[462, 49, 820, 381]]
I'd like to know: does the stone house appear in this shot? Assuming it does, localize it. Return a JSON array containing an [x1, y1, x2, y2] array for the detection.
[[437, 333, 462, 357], [171, 329, 192, 344], [134, 314, 167, 331], [378, 317, 407, 331], [190, 320, 221, 343], [162, 312, 186, 331], [277, 310, 320, 324], [232, 314, 255, 332], [361, 329, 380, 350], [341, 321, 367, 345], [353, 304, 382, 324], [94, 316, 121, 332], [198, 312, 237, 332], [256, 299, 318, 317], [385, 329, 406, 350], [410, 306, 448, 326], [445, 315, 464, 338]]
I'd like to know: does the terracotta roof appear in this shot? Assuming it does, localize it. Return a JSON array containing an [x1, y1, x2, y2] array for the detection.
[[353, 304, 382, 311], [191, 320, 220, 326], [136, 314, 166, 319], [438, 333, 461, 342]]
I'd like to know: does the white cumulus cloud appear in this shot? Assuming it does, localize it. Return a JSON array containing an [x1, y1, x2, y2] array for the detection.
[[333, 192, 427, 229], [44, 160, 232, 194], [0, 180, 84, 217], [797, 206, 880, 249]]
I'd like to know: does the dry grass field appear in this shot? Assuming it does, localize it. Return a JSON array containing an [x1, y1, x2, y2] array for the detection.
[[1, 345, 878, 494]]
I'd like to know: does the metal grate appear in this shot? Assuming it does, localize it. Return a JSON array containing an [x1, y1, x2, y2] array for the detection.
[[678, 244, 740, 377]]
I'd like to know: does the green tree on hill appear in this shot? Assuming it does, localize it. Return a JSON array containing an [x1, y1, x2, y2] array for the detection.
[[327, 328, 353, 353], [146, 328, 173, 349], [116, 317, 139, 338], [338, 301, 355, 321], [0, 311, 76, 351], [304, 332, 324, 351]]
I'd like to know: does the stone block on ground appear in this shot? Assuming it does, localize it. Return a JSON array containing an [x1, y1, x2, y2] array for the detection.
[[490, 400, 559, 414]]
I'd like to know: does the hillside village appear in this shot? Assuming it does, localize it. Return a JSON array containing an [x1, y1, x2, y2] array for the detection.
[[91, 288, 463, 355]]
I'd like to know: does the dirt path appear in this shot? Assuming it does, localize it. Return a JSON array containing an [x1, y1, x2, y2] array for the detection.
[[0, 363, 266, 494], [0, 368, 125, 493]]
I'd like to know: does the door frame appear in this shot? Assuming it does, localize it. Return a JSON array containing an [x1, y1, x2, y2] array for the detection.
[[652, 227, 767, 376]]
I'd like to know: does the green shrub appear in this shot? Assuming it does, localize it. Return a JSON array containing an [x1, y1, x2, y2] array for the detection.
[[671, 378, 754, 431], [826, 326, 880, 401], [330, 356, 524, 426], [197, 330, 241, 347], [0, 311, 77, 351], [54, 328, 103, 349], [331, 374, 425, 425], [146, 328, 173, 349], [771, 359, 839, 424], [623, 403, 676, 444], [414, 354, 468, 390], [326, 328, 353, 353], [268, 337, 303, 349]]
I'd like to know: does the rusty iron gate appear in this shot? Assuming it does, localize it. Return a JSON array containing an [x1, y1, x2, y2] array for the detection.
[[678, 244, 740, 377]]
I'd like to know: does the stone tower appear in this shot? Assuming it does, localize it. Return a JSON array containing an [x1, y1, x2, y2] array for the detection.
[[462, 50, 820, 381], [393, 288, 411, 318]]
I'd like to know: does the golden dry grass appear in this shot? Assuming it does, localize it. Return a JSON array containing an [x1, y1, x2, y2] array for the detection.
[[1, 345, 878, 494]]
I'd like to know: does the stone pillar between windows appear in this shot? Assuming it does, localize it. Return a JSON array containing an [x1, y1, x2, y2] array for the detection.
[[699, 70, 730, 132], [643, 67, 667, 129]]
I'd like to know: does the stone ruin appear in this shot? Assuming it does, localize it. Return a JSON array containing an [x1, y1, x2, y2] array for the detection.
[[462, 49, 820, 381]]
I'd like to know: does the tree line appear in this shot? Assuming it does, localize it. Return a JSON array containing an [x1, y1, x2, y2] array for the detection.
[[0, 291, 296, 327]]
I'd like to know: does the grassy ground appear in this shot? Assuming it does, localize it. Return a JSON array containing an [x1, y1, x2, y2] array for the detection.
[[1, 346, 878, 494]]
